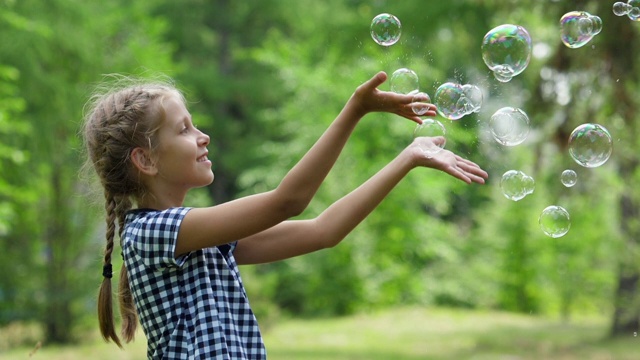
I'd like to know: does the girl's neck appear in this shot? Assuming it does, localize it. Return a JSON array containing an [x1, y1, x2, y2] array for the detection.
[[137, 191, 186, 210]]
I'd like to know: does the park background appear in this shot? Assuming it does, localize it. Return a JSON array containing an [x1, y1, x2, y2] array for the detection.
[[1, 0, 639, 358]]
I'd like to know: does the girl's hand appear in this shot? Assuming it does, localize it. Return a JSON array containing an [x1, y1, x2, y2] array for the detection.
[[351, 71, 437, 124], [408, 136, 489, 184]]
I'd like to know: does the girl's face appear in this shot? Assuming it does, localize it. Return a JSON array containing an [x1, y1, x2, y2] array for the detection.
[[153, 94, 213, 191]]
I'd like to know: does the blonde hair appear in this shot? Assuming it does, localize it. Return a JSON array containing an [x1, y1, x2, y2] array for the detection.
[[82, 76, 184, 347]]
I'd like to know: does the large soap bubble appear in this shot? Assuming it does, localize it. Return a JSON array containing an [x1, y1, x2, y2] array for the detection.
[[568, 123, 613, 168], [481, 24, 532, 83], [489, 107, 530, 146], [560, 11, 603, 48], [370, 13, 402, 46]]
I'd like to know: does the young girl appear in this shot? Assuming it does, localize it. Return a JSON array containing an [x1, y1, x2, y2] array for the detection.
[[83, 71, 487, 359]]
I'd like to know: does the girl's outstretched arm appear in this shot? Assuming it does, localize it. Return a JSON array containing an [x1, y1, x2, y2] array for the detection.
[[233, 136, 488, 265], [176, 72, 434, 256]]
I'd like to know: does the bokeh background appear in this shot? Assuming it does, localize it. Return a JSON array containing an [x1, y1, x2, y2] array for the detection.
[[1, 0, 639, 358]]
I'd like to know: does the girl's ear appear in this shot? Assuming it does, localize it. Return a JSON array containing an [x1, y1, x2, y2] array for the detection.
[[130, 147, 158, 176]]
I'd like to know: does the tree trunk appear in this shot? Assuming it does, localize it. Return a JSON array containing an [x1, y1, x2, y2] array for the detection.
[[43, 162, 74, 343]]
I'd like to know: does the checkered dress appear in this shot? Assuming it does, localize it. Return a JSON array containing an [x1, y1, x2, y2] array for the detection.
[[122, 207, 266, 359]]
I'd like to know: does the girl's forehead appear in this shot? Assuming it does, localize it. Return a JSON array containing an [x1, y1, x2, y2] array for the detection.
[[162, 94, 189, 115]]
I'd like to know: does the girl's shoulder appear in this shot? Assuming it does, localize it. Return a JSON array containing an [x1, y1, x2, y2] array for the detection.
[[125, 207, 192, 226]]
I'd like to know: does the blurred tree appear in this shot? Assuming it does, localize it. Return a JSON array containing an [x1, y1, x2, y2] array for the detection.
[[0, 0, 176, 343], [0, 0, 637, 345], [154, 0, 298, 205]]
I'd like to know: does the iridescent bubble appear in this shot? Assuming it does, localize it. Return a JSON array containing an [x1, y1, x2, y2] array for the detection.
[[370, 13, 402, 46], [413, 119, 446, 157], [568, 123, 613, 168], [591, 15, 603, 35], [489, 107, 530, 146], [539, 205, 571, 238], [481, 24, 532, 83], [561, 169, 578, 187], [500, 170, 535, 201], [613, 2, 632, 16], [390, 68, 419, 95], [629, 0, 640, 21], [560, 11, 602, 48], [411, 92, 431, 116], [460, 84, 483, 114], [434, 82, 466, 120]]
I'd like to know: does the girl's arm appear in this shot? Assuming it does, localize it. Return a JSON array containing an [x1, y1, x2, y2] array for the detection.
[[233, 136, 488, 265], [175, 72, 435, 257]]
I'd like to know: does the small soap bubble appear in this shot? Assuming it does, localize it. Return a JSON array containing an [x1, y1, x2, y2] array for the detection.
[[481, 24, 532, 82], [413, 119, 446, 157], [390, 68, 419, 95], [629, 1, 640, 21], [613, 2, 632, 16], [539, 205, 571, 238], [434, 82, 466, 120], [492, 70, 514, 83], [560, 11, 602, 48], [500, 170, 535, 201], [489, 107, 530, 146], [561, 169, 578, 187], [634, 331, 638, 337], [568, 123, 613, 168], [370, 13, 402, 46], [411, 92, 431, 116]]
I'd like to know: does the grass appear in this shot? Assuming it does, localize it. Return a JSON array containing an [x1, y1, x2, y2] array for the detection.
[[1, 307, 638, 359]]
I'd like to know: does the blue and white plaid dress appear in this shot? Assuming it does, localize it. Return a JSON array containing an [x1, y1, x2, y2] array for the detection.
[[122, 207, 266, 359]]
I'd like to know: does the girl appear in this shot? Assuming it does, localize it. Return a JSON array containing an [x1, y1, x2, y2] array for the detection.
[[82, 71, 488, 359]]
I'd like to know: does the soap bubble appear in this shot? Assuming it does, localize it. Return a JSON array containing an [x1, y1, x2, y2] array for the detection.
[[591, 15, 603, 35], [539, 205, 571, 238], [434, 82, 466, 120], [434, 82, 484, 120], [561, 169, 578, 187], [390, 68, 419, 95], [629, 0, 640, 21], [370, 13, 402, 46], [489, 107, 530, 146], [411, 92, 431, 116], [560, 11, 602, 48], [568, 123, 613, 168], [613, 2, 632, 16], [413, 119, 446, 157], [460, 84, 483, 114], [481, 24, 532, 82], [500, 170, 535, 201]]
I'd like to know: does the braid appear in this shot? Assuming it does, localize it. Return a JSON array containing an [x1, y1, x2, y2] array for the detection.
[[97, 191, 122, 348], [83, 78, 184, 348], [115, 196, 137, 342]]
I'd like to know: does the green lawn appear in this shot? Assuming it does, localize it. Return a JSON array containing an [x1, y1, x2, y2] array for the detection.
[[1, 307, 638, 359]]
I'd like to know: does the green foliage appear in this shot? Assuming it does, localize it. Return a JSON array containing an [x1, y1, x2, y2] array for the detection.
[[0, 0, 638, 345]]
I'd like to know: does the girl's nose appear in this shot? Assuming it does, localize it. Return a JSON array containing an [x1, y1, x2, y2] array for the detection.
[[198, 131, 210, 146]]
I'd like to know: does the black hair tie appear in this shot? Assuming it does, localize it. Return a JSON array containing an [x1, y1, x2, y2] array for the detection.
[[102, 263, 113, 279]]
